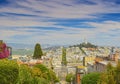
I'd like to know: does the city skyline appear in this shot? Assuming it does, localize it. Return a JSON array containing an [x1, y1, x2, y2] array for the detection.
[[0, 0, 120, 46]]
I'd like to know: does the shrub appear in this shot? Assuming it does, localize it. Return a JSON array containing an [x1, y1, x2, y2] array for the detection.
[[33, 64, 59, 83], [0, 59, 19, 84], [17, 65, 33, 84], [66, 73, 75, 83], [81, 72, 100, 84], [33, 64, 50, 80]]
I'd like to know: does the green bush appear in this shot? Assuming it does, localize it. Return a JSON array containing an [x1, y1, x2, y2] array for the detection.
[[0, 60, 59, 84], [17, 65, 33, 84], [17, 64, 50, 84], [34, 64, 50, 80], [32, 77, 49, 84], [66, 73, 75, 83], [0, 59, 19, 84], [34, 64, 59, 83], [81, 72, 100, 84]]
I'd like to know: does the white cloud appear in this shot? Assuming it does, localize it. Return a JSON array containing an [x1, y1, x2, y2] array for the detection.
[[0, 0, 120, 19], [0, 20, 120, 45], [0, 18, 56, 27], [87, 21, 120, 32], [0, 0, 120, 27], [0, 0, 120, 46]]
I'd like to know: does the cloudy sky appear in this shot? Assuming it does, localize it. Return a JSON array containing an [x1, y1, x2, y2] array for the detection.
[[0, 0, 120, 46]]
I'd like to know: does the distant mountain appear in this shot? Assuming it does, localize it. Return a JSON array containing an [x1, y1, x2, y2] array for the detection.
[[7, 43, 61, 55], [44, 46, 61, 51], [7, 43, 34, 49], [7, 43, 59, 49], [12, 49, 34, 55]]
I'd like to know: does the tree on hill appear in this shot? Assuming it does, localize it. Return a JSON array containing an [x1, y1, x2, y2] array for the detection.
[[33, 43, 43, 59], [61, 47, 67, 66], [79, 42, 97, 48], [70, 42, 97, 48]]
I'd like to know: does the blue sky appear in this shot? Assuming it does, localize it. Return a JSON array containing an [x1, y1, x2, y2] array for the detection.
[[0, 0, 120, 46]]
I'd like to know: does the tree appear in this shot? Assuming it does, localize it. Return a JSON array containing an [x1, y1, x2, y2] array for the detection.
[[98, 73, 116, 84], [106, 62, 114, 74], [70, 42, 97, 49], [115, 61, 120, 84], [18, 65, 33, 84], [66, 73, 75, 83], [81, 72, 100, 84], [0, 59, 19, 84], [18, 64, 50, 84], [107, 75, 116, 84], [33, 64, 59, 83], [33, 64, 49, 80], [0, 40, 10, 59], [98, 63, 116, 84], [106, 62, 116, 84], [61, 47, 67, 66], [33, 43, 43, 59]]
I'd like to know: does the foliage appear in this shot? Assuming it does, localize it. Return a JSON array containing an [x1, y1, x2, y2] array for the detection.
[[0, 59, 19, 84], [106, 62, 114, 74], [70, 42, 97, 48], [82, 62, 120, 84], [115, 61, 120, 84], [17, 65, 33, 84], [97, 73, 109, 84], [66, 73, 75, 83], [0, 59, 59, 84], [49, 69, 59, 83], [61, 47, 67, 66], [32, 67, 42, 77], [32, 77, 49, 84], [98, 63, 116, 84], [32, 66, 49, 82], [98, 72, 116, 84], [17, 64, 50, 84], [33, 64, 59, 83], [34, 64, 49, 72], [33, 43, 43, 59], [107, 75, 116, 84], [81, 72, 100, 84], [0, 41, 10, 59]]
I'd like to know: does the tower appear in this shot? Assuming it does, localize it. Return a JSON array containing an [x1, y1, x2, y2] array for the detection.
[[84, 38, 87, 44]]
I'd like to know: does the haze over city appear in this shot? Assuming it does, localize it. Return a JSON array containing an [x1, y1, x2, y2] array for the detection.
[[0, 0, 120, 47]]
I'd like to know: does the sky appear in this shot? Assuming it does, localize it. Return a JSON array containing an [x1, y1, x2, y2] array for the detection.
[[0, 0, 120, 46]]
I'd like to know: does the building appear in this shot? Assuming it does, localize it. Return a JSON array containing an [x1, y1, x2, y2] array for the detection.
[[87, 61, 117, 73], [83, 56, 96, 66]]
